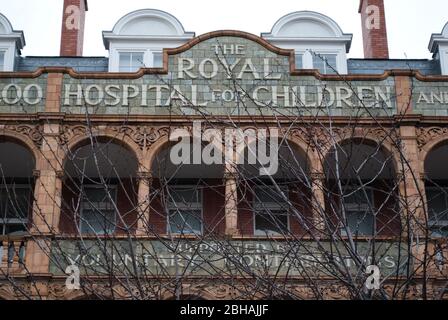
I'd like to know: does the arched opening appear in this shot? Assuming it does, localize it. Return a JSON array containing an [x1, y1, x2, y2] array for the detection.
[[237, 138, 312, 237], [60, 138, 139, 235], [324, 139, 400, 237], [424, 141, 448, 237], [0, 137, 35, 236], [150, 138, 224, 237]]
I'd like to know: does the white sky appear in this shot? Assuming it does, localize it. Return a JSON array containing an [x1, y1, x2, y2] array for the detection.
[[1, 0, 448, 59]]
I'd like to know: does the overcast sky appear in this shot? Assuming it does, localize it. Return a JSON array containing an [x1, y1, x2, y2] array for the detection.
[[1, 0, 448, 59]]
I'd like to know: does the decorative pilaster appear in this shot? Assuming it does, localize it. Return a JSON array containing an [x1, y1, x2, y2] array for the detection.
[[224, 168, 239, 236], [398, 125, 426, 237], [310, 172, 327, 234], [136, 171, 153, 236], [25, 123, 63, 282]]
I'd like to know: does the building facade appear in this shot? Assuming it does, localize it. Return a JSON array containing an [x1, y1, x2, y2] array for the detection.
[[0, 0, 448, 300]]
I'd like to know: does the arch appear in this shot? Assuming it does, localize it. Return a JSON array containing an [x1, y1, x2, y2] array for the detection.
[[422, 137, 448, 179], [0, 13, 14, 34], [0, 12, 25, 49], [234, 132, 313, 172], [262, 11, 352, 51], [420, 134, 448, 175], [322, 135, 400, 176], [63, 132, 144, 171], [0, 131, 39, 165], [109, 9, 194, 37], [147, 134, 171, 171]]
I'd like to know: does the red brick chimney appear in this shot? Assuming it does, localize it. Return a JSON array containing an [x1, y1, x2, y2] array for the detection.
[[359, 0, 389, 59], [60, 0, 88, 56]]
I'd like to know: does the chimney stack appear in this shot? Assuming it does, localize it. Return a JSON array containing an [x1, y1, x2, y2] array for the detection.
[[60, 0, 88, 56], [359, 0, 389, 59]]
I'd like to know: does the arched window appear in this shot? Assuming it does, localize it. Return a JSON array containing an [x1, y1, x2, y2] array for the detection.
[[0, 138, 35, 236], [324, 139, 400, 237], [61, 138, 139, 235], [424, 141, 448, 237]]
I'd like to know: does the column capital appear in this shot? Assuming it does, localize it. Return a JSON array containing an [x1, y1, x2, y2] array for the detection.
[[137, 172, 153, 181], [224, 171, 238, 180], [310, 172, 325, 180]]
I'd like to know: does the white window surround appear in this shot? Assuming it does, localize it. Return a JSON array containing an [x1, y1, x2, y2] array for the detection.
[[429, 22, 448, 75], [103, 9, 195, 72], [0, 13, 25, 72], [262, 11, 352, 75]]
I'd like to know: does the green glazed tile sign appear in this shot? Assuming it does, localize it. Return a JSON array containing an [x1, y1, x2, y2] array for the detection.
[[60, 36, 397, 116], [50, 239, 409, 278]]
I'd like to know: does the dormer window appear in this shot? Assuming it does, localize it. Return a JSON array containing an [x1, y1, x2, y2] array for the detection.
[[0, 13, 25, 72], [429, 21, 448, 75], [103, 9, 195, 72], [118, 52, 145, 72], [262, 11, 352, 75]]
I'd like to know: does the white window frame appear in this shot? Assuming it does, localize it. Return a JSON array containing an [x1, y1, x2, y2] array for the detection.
[[167, 185, 203, 236], [0, 45, 15, 72], [341, 186, 375, 237], [294, 48, 345, 74], [425, 186, 448, 237], [108, 45, 169, 72], [117, 50, 147, 72], [151, 51, 163, 68], [0, 50, 5, 71], [0, 184, 31, 235], [253, 185, 290, 237], [79, 185, 118, 235]]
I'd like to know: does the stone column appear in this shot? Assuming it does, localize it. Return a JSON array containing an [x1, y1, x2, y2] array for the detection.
[[136, 172, 153, 236], [224, 167, 239, 236]]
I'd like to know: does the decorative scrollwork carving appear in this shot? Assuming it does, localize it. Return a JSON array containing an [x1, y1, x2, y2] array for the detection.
[[416, 127, 448, 150], [4, 124, 44, 148]]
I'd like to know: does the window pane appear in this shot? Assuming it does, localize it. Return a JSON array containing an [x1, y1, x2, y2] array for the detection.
[[426, 188, 448, 237], [342, 188, 374, 236], [255, 209, 288, 236], [153, 52, 163, 67], [84, 187, 115, 204], [313, 54, 337, 74], [255, 186, 287, 205], [4, 224, 27, 235], [119, 52, 131, 71], [80, 209, 116, 235], [169, 209, 202, 235], [295, 53, 303, 69], [0, 51, 4, 71], [169, 187, 201, 206], [0, 187, 31, 219], [130, 53, 144, 70], [119, 52, 144, 72], [81, 187, 116, 234], [345, 211, 374, 236]]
